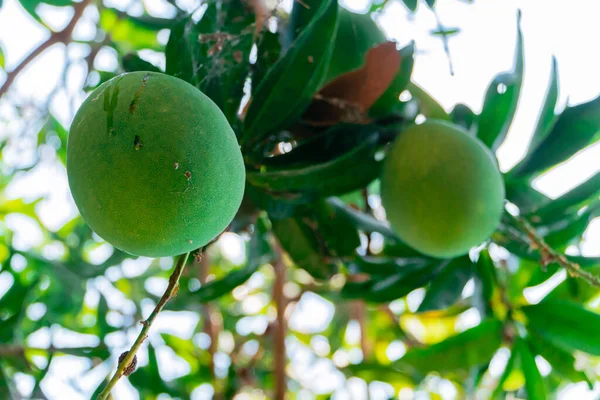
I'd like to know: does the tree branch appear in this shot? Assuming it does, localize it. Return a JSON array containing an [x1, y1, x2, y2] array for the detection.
[[272, 240, 287, 400], [199, 252, 219, 393], [97, 252, 191, 400], [0, 0, 91, 99], [506, 212, 600, 288]]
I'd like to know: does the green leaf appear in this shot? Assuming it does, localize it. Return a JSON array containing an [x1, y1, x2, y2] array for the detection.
[[476, 13, 523, 150], [97, 294, 114, 336], [341, 260, 444, 302], [100, 8, 161, 51], [242, 0, 339, 146], [394, 319, 503, 377], [195, 0, 255, 124], [505, 178, 551, 214], [473, 249, 499, 317], [491, 347, 518, 399], [526, 333, 592, 387], [346, 255, 430, 276], [515, 57, 559, 170], [325, 197, 398, 241], [426, 0, 435, 7], [512, 95, 600, 177], [271, 214, 338, 280], [418, 255, 473, 312], [370, 43, 415, 118], [122, 53, 162, 73], [344, 363, 411, 385], [253, 30, 282, 93], [313, 199, 361, 256], [430, 27, 460, 36], [543, 204, 600, 249], [532, 171, 600, 221], [516, 338, 547, 400], [450, 103, 476, 132], [522, 298, 600, 355], [402, 0, 417, 11], [165, 17, 195, 82], [407, 82, 450, 120], [247, 126, 382, 197], [195, 218, 271, 302]]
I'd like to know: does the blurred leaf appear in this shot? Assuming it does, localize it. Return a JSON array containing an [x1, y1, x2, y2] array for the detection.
[[512, 94, 600, 177], [476, 13, 523, 150], [325, 197, 398, 240], [345, 363, 411, 385], [247, 126, 382, 197], [473, 249, 500, 318], [271, 213, 338, 280], [97, 294, 114, 336], [313, 199, 361, 256], [516, 338, 547, 400], [544, 204, 600, 249], [370, 43, 415, 118], [531, 171, 600, 222], [450, 103, 476, 132], [0, 45, 4, 69], [426, 0, 435, 7], [341, 260, 445, 302], [195, 218, 271, 302], [122, 53, 162, 73], [395, 319, 503, 377], [407, 82, 449, 120], [430, 27, 460, 36], [418, 255, 473, 312], [242, 0, 339, 146], [527, 333, 592, 387], [18, 0, 72, 25], [505, 178, 551, 214], [522, 298, 600, 355], [100, 8, 161, 51], [253, 30, 282, 92], [347, 255, 429, 276], [491, 347, 518, 399], [402, 0, 417, 11]]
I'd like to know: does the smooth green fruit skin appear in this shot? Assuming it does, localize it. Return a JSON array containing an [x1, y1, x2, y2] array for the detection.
[[67, 71, 245, 257], [381, 121, 505, 258], [324, 8, 386, 82]]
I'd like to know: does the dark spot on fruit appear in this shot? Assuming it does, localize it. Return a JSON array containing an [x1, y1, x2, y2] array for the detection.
[[103, 76, 124, 136], [308, 55, 314, 63], [129, 73, 151, 114], [185, 171, 192, 180], [134, 135, 143, 150], [174, 162, 179, 170]]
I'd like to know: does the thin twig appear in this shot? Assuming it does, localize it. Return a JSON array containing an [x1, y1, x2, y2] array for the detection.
[[0, 0, 92, 99], [432, 9, 455, 76], [97, 252, 191, 400], [272, 240, 287, 400], [0, 345, 104, 357], [506, 212, 600, 288]]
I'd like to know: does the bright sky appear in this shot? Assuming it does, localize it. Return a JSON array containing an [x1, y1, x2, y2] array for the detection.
[[1, 0, 600, 399]]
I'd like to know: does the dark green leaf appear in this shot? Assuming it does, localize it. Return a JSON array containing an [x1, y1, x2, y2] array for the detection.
[[527, 333, 592, 387], [287, 0, 323, 41], [313, 199, 361, 256], [544, 204, 600, 249], [512, 95, 600, 177], [516, 338, 547, 400], [418, 255, 473, 312], [450, 103, 476, 132], [522, 298, 600, 355], [402, 0, 417, 11], [271, 214, 338, 280], [370, 43, 415, 118], [247, 126, 381, 197], [341, 260, 444, 302], [532, 171, 600, 221], [165, 17, 195, 82], [325, 197, 398, 240], [476, 13, 523, 150], [395, 319, 503, 377], [505, 178, 551, 214], [426, 0, 435, 7], [242, 0, 339, 146], [97, 294, 113, 336], [473, 249, 499, 317], [122, 53, 162, 73], [253, 30, 282, 93], [346, 255, 430, 276]]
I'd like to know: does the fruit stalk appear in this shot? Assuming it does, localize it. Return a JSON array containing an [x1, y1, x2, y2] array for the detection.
[[506, 212, 600, 288], [97, 252, 191, 400]]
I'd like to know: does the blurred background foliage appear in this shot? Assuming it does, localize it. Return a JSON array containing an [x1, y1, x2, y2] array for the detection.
[[1, 0, 600, 399]]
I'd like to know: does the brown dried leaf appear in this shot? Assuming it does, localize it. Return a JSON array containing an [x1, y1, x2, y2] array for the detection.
[[303, 41, 401, 126]]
